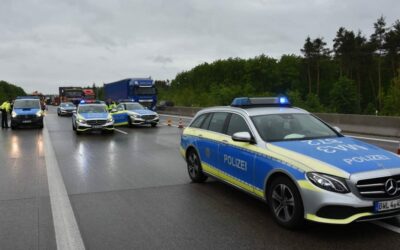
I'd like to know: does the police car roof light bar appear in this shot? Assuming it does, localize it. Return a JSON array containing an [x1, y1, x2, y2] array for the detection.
[[231, 96, 291, 108]]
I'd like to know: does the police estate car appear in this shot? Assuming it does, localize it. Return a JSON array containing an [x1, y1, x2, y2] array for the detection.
[[72, 102, 114, 134], [180, 97, 400, 228], [111, 101, 159, 127], [11, 97, 44, 129]]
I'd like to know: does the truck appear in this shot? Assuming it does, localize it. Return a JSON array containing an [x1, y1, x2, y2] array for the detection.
[[82, 88, 96, 102], [104, 78, 157, 110], [59, 87, 83, 105]]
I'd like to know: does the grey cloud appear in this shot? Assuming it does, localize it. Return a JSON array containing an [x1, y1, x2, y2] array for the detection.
[[0, 0, 399, 93]]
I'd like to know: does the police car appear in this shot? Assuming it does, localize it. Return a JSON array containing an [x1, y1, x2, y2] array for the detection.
[[72, 102, 114, 134], [57, 102, 76, 116], [11, 97, 44, 129], [180, 97, 400, 228], [111, 101, 159, 127]]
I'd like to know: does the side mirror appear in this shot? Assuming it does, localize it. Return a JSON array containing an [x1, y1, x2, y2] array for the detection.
[[232, 132, 253, 143], [111, 108, 117, 113], [333, 126, 342, 133]]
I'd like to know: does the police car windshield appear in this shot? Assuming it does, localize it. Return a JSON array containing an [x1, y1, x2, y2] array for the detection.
[[13, 100, 40, 109], [78, 105, 107, 113], [61, 103, 75, 107], [125, 103, 144, 110], [251, 113, 338, 142]]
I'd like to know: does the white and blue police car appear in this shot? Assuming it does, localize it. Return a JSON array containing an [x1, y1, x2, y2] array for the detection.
[[72, 101, 114, 134], [180, 97, 400, 228], [111, 101, 159, 127]]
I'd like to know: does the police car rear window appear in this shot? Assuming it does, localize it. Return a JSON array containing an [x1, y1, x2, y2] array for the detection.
[[208, 113, 229, 133], [190, 114, 207, 128]]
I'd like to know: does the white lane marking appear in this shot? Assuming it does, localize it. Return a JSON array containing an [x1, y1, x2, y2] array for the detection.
[[115, 128, 128, 134], [159, 114, 193, 120], [372, 221, 400, 234], [43, 126, 85, 249], [346, 135, 399, 144]]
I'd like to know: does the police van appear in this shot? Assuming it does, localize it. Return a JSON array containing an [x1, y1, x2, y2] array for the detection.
[[11, 96, 44, 129], [180, 97, 400, 228]]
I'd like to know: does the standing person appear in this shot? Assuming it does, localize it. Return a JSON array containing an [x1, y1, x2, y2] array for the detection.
[[0, 99, 11, 129]]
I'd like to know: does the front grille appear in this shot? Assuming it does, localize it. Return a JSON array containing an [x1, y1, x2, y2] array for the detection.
[[141, 115, 156, 120], [356, 175, 400, 199], [17, 114, 36, 119], [87, 120, 107, 126]]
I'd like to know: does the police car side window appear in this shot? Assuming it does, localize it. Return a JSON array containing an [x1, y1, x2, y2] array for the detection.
[[208, 112, 229, 133], [200, 114, 212, 130], [226, 114, 250, 136], [190, 114, 207, 128], [117, 104, 124, 111]]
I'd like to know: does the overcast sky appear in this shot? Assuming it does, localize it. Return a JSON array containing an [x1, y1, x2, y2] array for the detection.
[[0, 0, 399, 94]]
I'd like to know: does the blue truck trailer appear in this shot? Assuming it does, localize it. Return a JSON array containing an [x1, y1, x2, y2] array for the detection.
[[104, 78, 157, 110]]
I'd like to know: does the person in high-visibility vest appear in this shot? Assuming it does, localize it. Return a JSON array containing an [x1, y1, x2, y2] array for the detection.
[[0, 99, 12, 129]]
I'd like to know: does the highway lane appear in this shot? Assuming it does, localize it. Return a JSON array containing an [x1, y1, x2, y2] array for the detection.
[[0, 107, 400, 249]]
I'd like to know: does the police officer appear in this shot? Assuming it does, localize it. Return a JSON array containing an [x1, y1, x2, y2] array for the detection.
[[107, 100, 117, 112], [0, 99, 11, 129]]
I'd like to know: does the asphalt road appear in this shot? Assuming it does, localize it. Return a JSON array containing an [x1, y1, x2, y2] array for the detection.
[[0, 107, 399, 249]]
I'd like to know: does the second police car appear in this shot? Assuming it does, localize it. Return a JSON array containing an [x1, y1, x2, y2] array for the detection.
[[72, 101, 114, 134], [180, 97, 400, 228], [110, 101, 159, 127]]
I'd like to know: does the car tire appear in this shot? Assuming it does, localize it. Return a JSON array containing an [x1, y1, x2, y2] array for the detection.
[[186, 149, 208, 183], [39, 124, 44, 129], [267, 176, 305, 229], [72, 122, 76, 131], [151, 123, 157, 128], [11, 124, 16, 130], [128, 118, 133, 128]]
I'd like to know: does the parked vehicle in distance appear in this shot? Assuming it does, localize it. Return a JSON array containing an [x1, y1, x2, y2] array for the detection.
[[156, 100, 174, 110], [11, 97, 44, 129], [57, 102, 77, 116], [104, 78, 157, 110]]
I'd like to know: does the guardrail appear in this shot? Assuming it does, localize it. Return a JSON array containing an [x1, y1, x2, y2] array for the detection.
[[159, 107, 400, 138]]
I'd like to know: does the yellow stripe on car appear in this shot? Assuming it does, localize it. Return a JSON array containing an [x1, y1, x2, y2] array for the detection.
[[305, 213, 373, 224]]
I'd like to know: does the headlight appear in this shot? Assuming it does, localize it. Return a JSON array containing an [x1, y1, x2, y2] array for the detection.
[[306, 172, 349, 193], [130, 114, 138, 118], [77, 118, 86, 124], [12, 111, 17, 118], [107, 117, 113, 123], [36, 111, 42, 117]]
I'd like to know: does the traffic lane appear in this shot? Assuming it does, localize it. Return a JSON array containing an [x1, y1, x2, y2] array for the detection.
[[70, 181, 400, 250], [0, 129, 56, 249], [46, 108, 189, 195], [45, 108, 400, 249]]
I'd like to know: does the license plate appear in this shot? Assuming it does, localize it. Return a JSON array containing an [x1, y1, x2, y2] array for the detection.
[[92, 125, 103, 129], [374, 198, 400, 212], [22, 120, 32, 123]]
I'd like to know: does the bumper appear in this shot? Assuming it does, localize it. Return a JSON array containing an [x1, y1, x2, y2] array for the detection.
[[76, 121, 114, 132], [299, 180, 400, 224], [11, 116, 43, 127], [59, 110, 75, 115], [130, 117, 159, 125]]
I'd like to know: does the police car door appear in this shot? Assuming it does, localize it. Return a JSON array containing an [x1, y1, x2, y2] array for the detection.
[[112, 104, 128, 125], [195, 112, 229, 177], [218, 113, 255, 194]]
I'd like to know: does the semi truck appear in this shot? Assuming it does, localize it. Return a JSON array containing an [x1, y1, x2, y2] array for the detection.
[[104, 78, 157, 110], [59, 87, 83, 105]]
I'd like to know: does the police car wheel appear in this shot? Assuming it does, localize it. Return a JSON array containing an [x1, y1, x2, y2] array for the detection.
[[267, 176, 304, 229], [72, 122, 76, 131], [187, 150, 207, 183], [151, 123, 157, 127]]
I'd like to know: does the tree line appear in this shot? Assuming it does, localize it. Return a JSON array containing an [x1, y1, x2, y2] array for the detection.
[[158, 16, 400, 115], [0, 80, 27, 103]]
